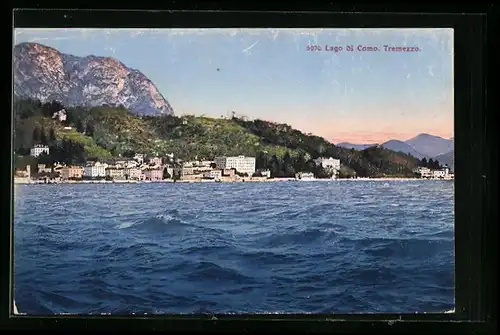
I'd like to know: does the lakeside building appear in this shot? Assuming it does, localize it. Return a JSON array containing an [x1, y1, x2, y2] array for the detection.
[[199, 160, 214, 168], [295, 172, 315, 180], [106, 167, 125, 179], [214, 156, 256, 176], [203, 170, 223, 179], [143, 167, 163, 181], [414, 167, 433, 178], [84, 162, 107, 178], [37, 164, 52, 174], [432, 166, 451, 179], [314, 157, 341, 174], [124, 160, 138, 168], [133, 153, 144, 164], [414, 166, 453, 179], [222, 168, 236, 178], [115, 160, 127, 168], [173, 166, 195, 178], [30, 145, 49, 158], [260, 170, 271, 178], [148, 156, 162, 166], [124, 167, 142, 180], [161, 165, 174, 178], [61, 166, 84, 180], [15, 165, 31, 178]]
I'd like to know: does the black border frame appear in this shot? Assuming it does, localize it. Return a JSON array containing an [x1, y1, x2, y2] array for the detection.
[[3, 7, 497, 334]]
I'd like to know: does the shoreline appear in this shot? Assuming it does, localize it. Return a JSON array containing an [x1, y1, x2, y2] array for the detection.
[[14, 177, 453, 185]]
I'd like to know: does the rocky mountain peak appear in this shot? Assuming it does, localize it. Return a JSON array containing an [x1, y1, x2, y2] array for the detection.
[[13, 42, 175, 116]]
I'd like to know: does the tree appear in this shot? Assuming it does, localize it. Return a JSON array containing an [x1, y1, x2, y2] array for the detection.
[[50, 100, 65, 115], [172, 169, 181, 181], [122, 150, 135, 158], [293, 152, 307, 173], [282, 151, 294, 177], [269, 155, 280, 178], [86, 122, 94, 137], [163, 167, 171, 179], [76, 119, 85, 133], [37, 152, 54, 166], [15, 147, 30, 156], [428, 158, 434, 169], [49, 128, 57, 142], [51, 139, 86, 165], [421, 157, 428, 167], [15, 155, 39, 174], [256, 151, 269, 170], [40, 126, 48, 145], [32, 127, 40, 144]]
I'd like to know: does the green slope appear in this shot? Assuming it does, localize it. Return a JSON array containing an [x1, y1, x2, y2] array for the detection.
[[13, 98, 424, 177]]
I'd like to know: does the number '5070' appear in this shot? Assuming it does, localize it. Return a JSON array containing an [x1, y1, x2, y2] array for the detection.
[[306, 45, 322, 51]]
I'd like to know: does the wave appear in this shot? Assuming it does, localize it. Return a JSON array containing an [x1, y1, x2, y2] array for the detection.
[[182, 261, 256, 285], [179, 243, 235, 256], [240, 250, 300, 265], [119, 211, 192, 233], [261, 228, 338, 247], [352, 237, 453, 259]]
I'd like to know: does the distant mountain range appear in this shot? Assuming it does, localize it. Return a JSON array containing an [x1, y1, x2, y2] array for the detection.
[[405, 133, 453, 158], [336, 143, 376, 151], [336, 133, 454, 170], [433, 150, 454, 171], [13, 42, 175, 116]]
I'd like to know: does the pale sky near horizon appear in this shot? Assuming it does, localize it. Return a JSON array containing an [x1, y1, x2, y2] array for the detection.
[[14, 28, 454, 144]]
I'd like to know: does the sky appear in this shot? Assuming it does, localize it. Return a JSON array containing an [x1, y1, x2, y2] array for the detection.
[[14, 28, 454, 144]]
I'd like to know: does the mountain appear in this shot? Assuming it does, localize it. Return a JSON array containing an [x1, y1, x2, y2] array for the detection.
[[336, 142, 376, 150], [13, 42, 174, 116], [380, 140, 426, 159], [404, 133, 453, 158], [433, 150, 454, 171]]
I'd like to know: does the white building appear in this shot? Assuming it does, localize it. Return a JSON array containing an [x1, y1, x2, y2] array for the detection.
[[203, 170, 223, 179], [261, 170, 271, 178], [433, 167, 452, 179], [414, 167, 433, 178], [200, 160, 214, 168], [124, 167, 142, 180], [52, 109, 67, 122], [164, 166, 174, 179], [314, 157, 341, 171], [83, 162, 107, 178], [106, 167, 125, 179], [133, 153, 144, 164], [149, 156, 163, 166], [214, 156, 256, 176], [37, 164, 52, 174], [30, 145, 49, 157], [124, 160, 138, 168], [295, 172, 315, 180]]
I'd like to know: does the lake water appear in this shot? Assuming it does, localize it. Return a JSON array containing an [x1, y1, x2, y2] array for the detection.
[[13, 180, 455, 314]]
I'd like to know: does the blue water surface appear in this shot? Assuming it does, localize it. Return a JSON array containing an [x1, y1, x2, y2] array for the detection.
[[13, 180, 455, 314]]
